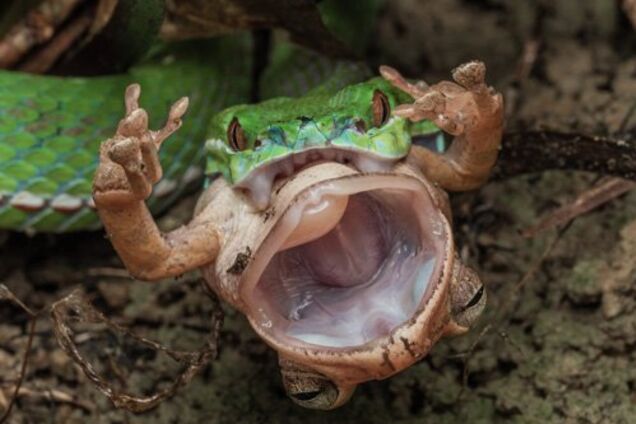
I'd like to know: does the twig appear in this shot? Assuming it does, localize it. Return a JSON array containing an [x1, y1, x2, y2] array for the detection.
[[456, 223, 571, 392], [0, 0, 84, 68], [522, 177, 636, 237], [496, 131, 636, 181], [514, 39, 540, 83], [459, 324, 492, 397], [85, 267, 132, 279], [514, 223, 572, 293], [618, 100, 636, 133], [623, 0, 636, 29], [0, 390, 7, 412], [506, 38, 540, 118], [515, 100, 636, 237], [19, 13, 92, 73], [0, 285, 37, 424], [0, 387, 93, 412], [496, 329, 527, 360], [50, 285, 224, 413]]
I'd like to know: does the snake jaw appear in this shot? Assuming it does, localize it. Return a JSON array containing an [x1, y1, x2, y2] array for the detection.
[[234, 147, 400, 210]]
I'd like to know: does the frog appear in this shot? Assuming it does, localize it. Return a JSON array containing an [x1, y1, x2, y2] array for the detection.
[[92, 61, 504, 409]]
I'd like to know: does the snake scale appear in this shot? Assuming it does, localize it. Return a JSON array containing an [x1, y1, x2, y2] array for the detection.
[[0, 0, 432, 233], [0, 36, 255, 232]]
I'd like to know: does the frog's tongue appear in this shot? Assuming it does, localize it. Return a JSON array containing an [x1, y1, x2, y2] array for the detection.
[[280, 194, 388, 288], [248, 170, 445, 348]]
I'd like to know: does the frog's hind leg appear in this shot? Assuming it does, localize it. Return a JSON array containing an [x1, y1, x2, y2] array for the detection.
[[93, 84, 219, 281], [380, 62, 504, 191]]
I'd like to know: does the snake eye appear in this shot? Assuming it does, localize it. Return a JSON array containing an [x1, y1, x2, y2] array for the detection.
[[227, 117, 248, 151], [372, 90, 391, 127]]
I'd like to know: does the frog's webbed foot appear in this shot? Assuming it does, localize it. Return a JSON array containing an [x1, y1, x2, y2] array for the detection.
[[93, 85, 218, 281], [380, 62, 504, 191]]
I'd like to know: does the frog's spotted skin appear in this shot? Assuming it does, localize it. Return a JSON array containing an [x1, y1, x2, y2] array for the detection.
[[205, 77, 440, 207], [0, 38, 252, 232]]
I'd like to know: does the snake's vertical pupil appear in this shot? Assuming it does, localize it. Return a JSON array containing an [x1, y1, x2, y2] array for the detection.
[[228, 117, 248, 151], [372, 90, 390, 127]]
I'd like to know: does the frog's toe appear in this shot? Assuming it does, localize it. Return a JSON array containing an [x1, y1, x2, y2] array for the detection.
[[124, 83, 141, 114], [452, 60, 486, 90], [92, 161, 137, 206], [151, 96, 189, 147], [108, 137, 142, 172]]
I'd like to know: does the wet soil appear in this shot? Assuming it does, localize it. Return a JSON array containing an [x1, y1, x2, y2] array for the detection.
[[2, 0, 636, 422]]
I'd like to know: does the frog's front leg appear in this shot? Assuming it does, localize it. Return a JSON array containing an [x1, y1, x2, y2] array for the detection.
[[93, 84, 219, 281], [381, 62, 504, 191]]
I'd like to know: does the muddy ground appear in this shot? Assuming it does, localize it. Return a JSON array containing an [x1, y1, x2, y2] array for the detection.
[[2, 0, 636, 423]]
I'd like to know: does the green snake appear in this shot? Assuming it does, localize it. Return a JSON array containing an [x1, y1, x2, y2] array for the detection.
[[0, 36, 254, 232], [0, 3, 441, 233]]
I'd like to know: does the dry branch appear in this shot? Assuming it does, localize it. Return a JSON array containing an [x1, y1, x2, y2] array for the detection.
[[496, 131, 636, 181]]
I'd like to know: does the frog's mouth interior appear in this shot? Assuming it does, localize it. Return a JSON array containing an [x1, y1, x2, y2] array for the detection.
[[243, 175, 446, 349], [235, 147, 400, 210]]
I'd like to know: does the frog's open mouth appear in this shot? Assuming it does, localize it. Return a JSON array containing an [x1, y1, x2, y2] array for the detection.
[[242, 171, 447, 349]]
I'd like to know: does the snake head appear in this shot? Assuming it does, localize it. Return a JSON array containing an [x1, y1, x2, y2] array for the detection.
[[203, 78, 439, 209]]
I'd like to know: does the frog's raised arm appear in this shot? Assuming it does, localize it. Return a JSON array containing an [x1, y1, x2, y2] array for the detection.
[[93, 85, 219, 280], [381, 61, 504, 190]]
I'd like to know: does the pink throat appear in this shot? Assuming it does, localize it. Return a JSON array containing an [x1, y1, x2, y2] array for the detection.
[[243, 175, 446, 349]]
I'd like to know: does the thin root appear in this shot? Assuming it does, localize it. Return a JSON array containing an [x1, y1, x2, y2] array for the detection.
[[522, 177, 636, 238]]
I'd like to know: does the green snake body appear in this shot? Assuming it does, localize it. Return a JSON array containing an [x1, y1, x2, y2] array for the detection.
[[0, 37, 253, 232], [0, 24, 442, 233]]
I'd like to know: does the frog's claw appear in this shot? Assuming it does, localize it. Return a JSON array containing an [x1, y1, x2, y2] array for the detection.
[[93, 85, 219, 281], [381, 61, 504, 191], [106, 136, 156, 200], [151, 96, 189, 147], [379, 65, 429, 98], [94, 85, 190, 205]]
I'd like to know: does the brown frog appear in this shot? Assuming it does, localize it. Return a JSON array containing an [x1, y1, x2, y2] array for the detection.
[[92, 61, 503, 409]]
